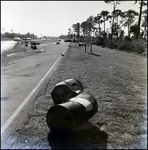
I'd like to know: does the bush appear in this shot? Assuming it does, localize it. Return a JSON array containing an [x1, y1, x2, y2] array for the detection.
[[117, 39, 145, 54], [95, 36, 105, 46], [105, 38, 113, 48], [132, 39, 146, 54], [107, 38, 146, 54], [112, 39, 119, 48], [124, 36, 131, 42], [94, 36, 146, 55], [104, 38, 119, 49], [118, 40, 127, 50]]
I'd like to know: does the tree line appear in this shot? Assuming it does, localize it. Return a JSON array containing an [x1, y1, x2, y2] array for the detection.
[[66, 0, 147, 41], [1, 30, 37, 40]]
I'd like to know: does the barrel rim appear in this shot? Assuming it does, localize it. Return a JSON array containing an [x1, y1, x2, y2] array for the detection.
[[46, 105, 76, 132]]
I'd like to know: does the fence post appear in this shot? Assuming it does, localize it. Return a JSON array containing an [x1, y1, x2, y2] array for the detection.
[[90, 44, 92, 54]]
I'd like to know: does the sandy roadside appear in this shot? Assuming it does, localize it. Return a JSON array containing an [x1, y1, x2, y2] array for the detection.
[[1, 42, 147, 149]]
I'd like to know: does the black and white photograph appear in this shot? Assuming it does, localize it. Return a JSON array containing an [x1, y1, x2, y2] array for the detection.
[[1, 1, 147, 149]]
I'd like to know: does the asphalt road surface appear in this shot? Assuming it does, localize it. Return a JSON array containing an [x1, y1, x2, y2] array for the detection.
[[1, 40, 69, 132]]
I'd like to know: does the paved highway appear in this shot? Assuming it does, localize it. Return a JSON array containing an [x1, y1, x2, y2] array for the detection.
[[1, 40, 69, 133]]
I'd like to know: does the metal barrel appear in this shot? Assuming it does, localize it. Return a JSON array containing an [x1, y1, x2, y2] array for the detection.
[[51, 79, 83, 104], [46, 93, 98, 133], [46, 101, 86, 133], [69, 93, 98, 123]]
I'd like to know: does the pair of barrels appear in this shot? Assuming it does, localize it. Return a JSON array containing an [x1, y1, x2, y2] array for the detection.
[[46, 79, 98, 133]]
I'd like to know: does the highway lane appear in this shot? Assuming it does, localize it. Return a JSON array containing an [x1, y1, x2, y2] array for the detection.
[[1, 40, 69, 131]]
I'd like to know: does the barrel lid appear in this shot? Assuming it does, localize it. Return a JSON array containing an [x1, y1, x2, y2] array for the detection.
[[51, 85, 76, 104], [55, 79, 83, 93]]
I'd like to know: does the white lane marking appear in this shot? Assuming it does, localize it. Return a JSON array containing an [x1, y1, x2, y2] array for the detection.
[[1, 47, 68, 135]]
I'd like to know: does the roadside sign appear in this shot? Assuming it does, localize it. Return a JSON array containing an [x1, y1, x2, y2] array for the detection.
[[84, 36, 93, 54], [84, 36, 93, 46]]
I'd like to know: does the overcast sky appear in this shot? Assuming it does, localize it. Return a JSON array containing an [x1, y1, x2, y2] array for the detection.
[[1, 1, 140, 37]]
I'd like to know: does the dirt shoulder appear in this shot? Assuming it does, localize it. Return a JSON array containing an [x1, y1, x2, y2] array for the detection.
[[1, 42, 147, 149]]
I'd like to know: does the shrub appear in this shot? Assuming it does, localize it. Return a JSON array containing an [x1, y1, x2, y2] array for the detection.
[[118, 40, 127, 50], [113, 38, 146, 54], [105, 38, 114, 48], [124, 36, 131, 42], [122, 41, 132, 52], [112, 39, 119, 48], [95, 36, 105, 46], [131, 39, 146, 54], [95, 36, 146, 55]]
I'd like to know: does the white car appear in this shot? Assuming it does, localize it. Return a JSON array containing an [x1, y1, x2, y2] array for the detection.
[[79, 41, 85, 46], [14, 37, 21, 41]]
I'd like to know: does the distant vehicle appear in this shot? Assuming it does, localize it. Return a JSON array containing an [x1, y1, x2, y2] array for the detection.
[[79, 41, 85, 46], [30, 41, 40, 49], [56, 41, 60, 44], [73, 39, 79, 43], [14, 37, 21, 41], [23, 38, 31, 42], [64, 39, 72, 42], [58, 39, 61, 41]]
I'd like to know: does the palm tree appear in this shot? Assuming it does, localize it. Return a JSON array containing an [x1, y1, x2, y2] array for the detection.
[[94, 14, 103, 36], [105, 14, 114, 38], [86, 16, 95, 36], [72, 23, 81, 39], [112, 9, 123, 38], [129, 24, 138, 37], [81, 21, 89, 36], [122, 10, 138, 39], [135, 0, 147, 39], [104, 0, 124, 39], [81, 16, 95, 37], [100, 10, 110, 33], [118, 29, 125, 39], [141, 8, 147, 39], [112, 9, 123, 27]]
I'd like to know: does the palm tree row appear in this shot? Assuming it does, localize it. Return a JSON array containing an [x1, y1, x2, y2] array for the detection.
[[69, 1, 147, 40]]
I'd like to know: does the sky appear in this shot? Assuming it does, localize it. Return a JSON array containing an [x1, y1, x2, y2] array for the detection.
[[1, 1, 141, 37]]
